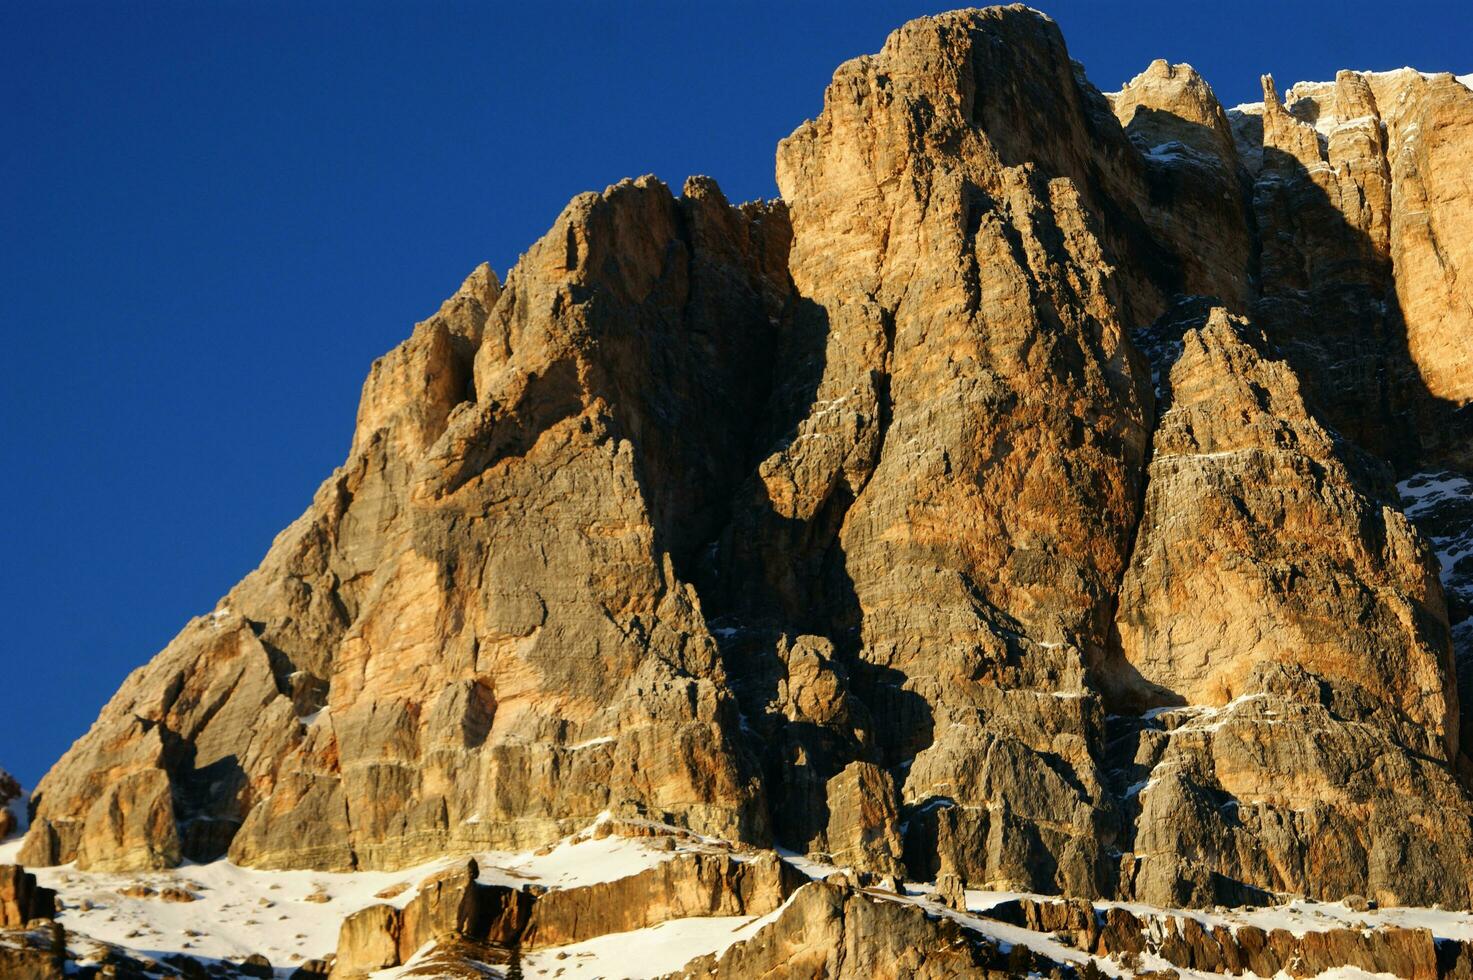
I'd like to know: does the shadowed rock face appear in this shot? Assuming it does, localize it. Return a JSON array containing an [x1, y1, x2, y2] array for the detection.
[[18, 3, 1473, 916], [1106, 60, 1254, 310]]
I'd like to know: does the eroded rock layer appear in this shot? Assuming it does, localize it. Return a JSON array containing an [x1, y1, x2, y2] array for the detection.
[[20, 3, 1473, 924]]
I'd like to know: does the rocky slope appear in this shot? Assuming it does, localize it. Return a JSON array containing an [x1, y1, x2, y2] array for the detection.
[[12, 4, 1473, 976]]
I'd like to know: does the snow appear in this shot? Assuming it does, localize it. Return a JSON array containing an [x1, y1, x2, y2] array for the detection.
[[883, 889, 1132, 978], [1144, 141, 1191, 162], [1097, 892, 1473, 944], [964, 888, 1023, 912], [1136, 139, 1221, 169], [565, 735, 616, 750], [775, 847, 842, 882], [0, 816, 683, 970], [0, 853, 422, 967], [1396, 471, 1472, 518], [1135, 694, 1265, 736], [512, 896, 797, 980], [10, 804, 1473, 977], [1459, 74, 1473, 91], [477, 827, 675, 891], [1360, 67, 1442, 81], [1124, 777, 1153, 799], [1397, 470, 1473, 591]]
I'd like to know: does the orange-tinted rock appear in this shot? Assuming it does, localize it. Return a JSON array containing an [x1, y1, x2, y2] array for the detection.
[[17, 5, 1473, 943]]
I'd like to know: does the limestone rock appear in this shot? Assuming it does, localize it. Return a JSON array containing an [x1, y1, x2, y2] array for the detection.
[[1399, 469, 1473, 770], [332, 903, 400, 978], [1106, 302, 1473, 907], [1107, 59, 1253, 309], [16, 0, 1473, 937], [0, 866, 56, 927], [1110, 303, 1455, 760], [0, 922, 66, 980], [819, 762, 904, 877], [1120, 683, 1473, 909], [27, 174, 791, 873], [1230, 69, 1473, 770], [396, 860, 515, 961], [0, 769, 20, 841], [979, 893, 1451, 979], [673, 880, 1034, 979], [519, 850, 800, 947], [1234, 70, 1473, 470], [69, 769, 182, 873], [239, 953, 273, 978], [713, 1, 1161, 900], [716, 631, 875, 856], [331, 849, 798, 975]]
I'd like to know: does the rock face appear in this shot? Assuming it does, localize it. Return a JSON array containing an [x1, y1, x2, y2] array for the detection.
[[674, 881, 1025, 979], [26, 177, 789, 873], [983, 893, 1457, 979], [1109, 303, 1454, 753], [1106, 60, 1253, 310], [0, 866, 56, 928], [0, 923, 65, 980], [19, 0, 1473, 941], [719, 2, 1165, 900], [330, 850, 801, 977], [519, 850, 800, 947]]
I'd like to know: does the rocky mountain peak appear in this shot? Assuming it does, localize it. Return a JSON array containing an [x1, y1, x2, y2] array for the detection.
[[9, 5, 1473, 976]]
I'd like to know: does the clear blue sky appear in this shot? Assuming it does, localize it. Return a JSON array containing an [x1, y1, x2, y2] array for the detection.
[[3, 0, 1469, 787]]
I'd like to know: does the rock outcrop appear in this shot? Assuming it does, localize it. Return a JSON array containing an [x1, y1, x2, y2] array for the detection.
[[0, 923, 66, 980], [0, 866, 56, 928], [983, 893, 1464, 979], [674, 881, 1029, 980], [1111, 304, 1452, 744], [18, 2, 1473, 956], [1106, 60, 1253, 310], [330, 849, 801, 977], [716, 1, 1165, 900], [0, 769, 20, 841]]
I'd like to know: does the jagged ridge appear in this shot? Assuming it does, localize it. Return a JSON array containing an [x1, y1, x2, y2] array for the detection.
[[13, 9, 1473, 967]]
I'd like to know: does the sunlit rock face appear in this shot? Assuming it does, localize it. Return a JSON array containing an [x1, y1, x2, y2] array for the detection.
[[19, 3, 1473, 920]]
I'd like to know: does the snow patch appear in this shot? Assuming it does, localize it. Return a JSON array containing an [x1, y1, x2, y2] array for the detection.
[[1396, 471, 1472, 517], [565, 735, 616, 751], [0, 817, 683, 970], [510, 895, 798, 979]]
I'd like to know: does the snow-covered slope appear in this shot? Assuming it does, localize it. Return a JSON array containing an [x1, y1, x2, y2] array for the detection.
[[0, 820, 677, 973], [8, 811, 1473, 977]]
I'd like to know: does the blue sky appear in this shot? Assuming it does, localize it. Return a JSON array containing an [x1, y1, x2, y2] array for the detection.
[[3, 0, 1470, 786]]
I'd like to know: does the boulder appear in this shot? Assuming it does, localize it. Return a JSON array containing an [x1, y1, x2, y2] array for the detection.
[[0, 865, 55, 927]]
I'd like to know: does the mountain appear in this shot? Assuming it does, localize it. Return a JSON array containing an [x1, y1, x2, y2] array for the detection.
[[7, 5, 1473, 977]]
